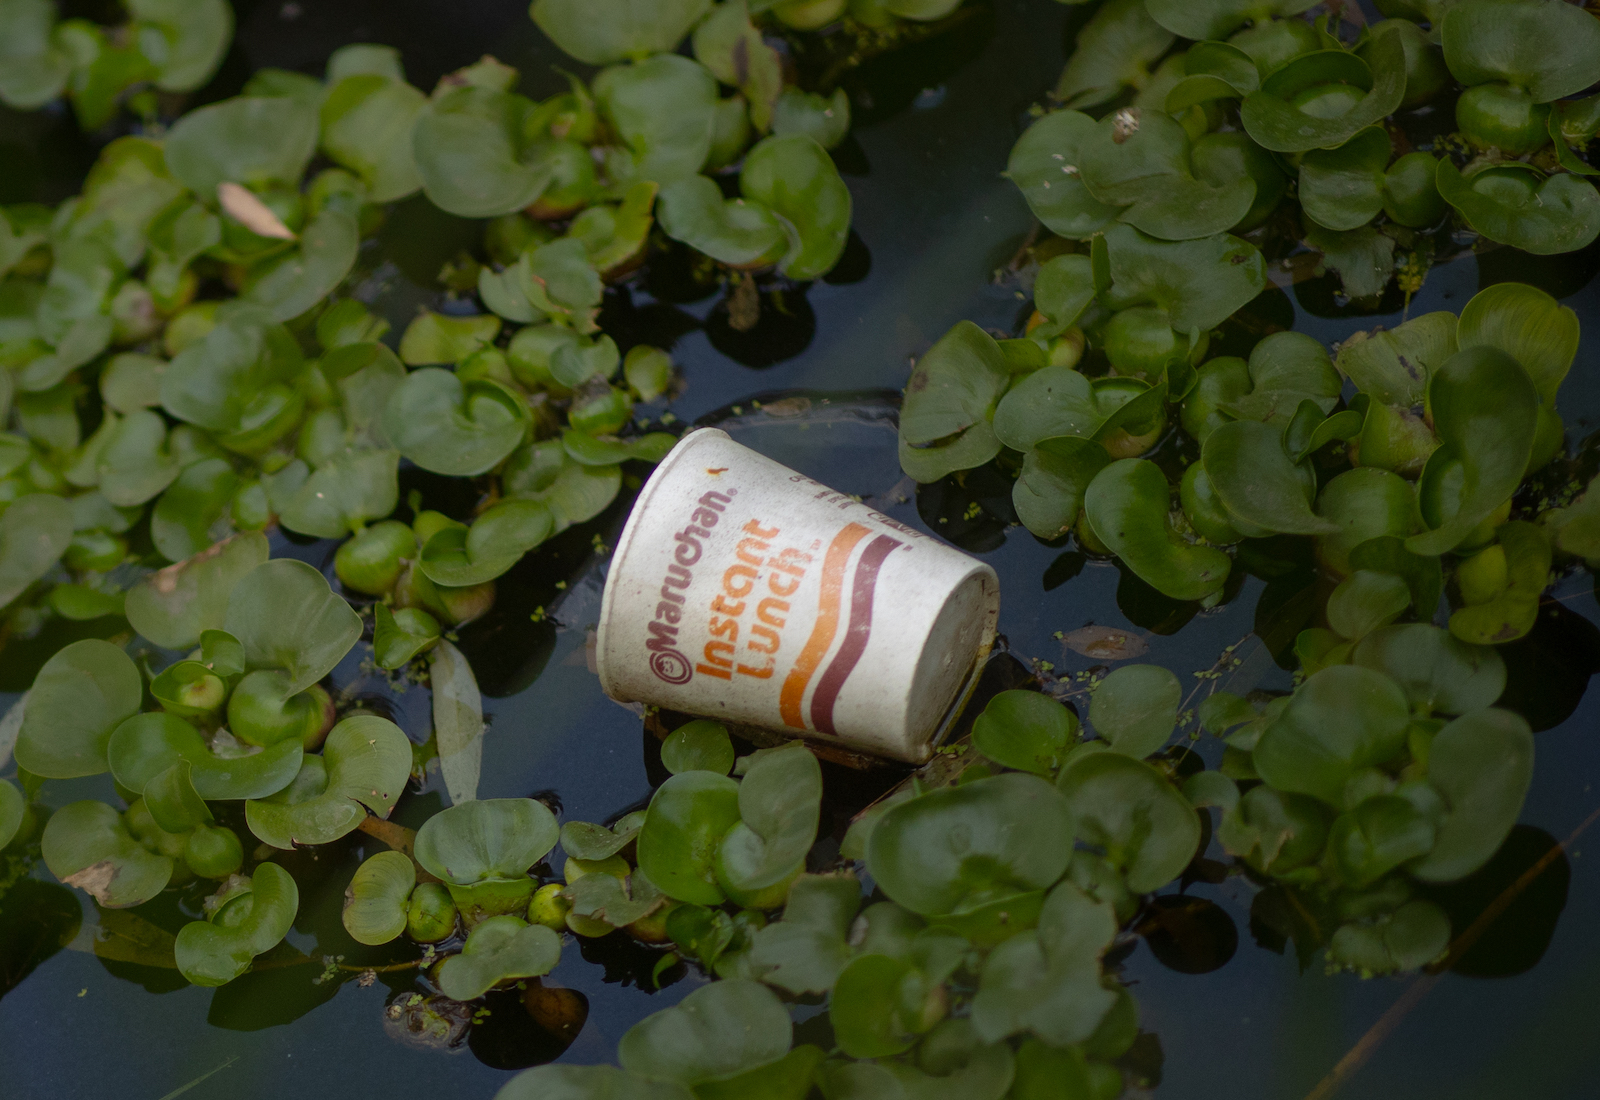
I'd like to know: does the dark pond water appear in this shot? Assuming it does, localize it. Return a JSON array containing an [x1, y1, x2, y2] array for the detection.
[[3, 2, 1600, 1098]]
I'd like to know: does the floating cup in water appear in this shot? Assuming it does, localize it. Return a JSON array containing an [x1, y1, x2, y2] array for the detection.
[[596, 427, 1000, 763]]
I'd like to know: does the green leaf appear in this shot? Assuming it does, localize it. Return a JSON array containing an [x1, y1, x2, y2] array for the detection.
[[42, 800, 172, 908], [1100, 223, 1265, 333], [125, 530, 269, 650], [320, 74, 425, 202], [1406, 346, 1539, 556], [278, 448, 400, 539], [1457, 282, 1577, 405], [1448, 520, 1550, 646], [530, 0, 712, 65], [1326, 570, 1411, 642], [1436, 160, 1600, 256], [95, 410, 180, 506], [899, 321, 1012, 446], [619, 978, 793, 1087], [0, 778, 23, 850], [1253, 665, 1412, 808], [495, 1066, 692, 1100], [415, 798, 560, 883], [1349, 624, 1503, 721], [372, 605, 440, 669], [1216, 783, 1330, 875], [1335, 310, 1458, 407], [594, 54, 718, 185], [436, 914, 561, 1000], [1013, 435, 1111, 540], [1305, 223, 1397, 300], [1204, 419, 1336, 536], [245, 716, 412, 848], [741, 134, 853, 280], [159, 307, 305, 434], [693, 1, 782, 130], [1146, 0, 1318, 40], [1299, 125, 1392, 232], [0, 0, 72, 109], [971, 690, 1079, 775], [385, 369, 530, 476], [108, 710, 302, 799], [0, 493, 74, 610], [127, 0, 232, 92], [867, 773, 1074, 916], [662, 720, 736, 775], [430, 639, 484, 807], [749, 873, 862, 995], [1441, 0, 1600, 102], [1315, 468, 1421, 578], [149, 457, 237, 563], [419, 501, 552, 586], [1410, 707, 1533, 882], [828, 953, 932, 1060], [14, 639, 141, 779], [1084, 458, 1232, 601], [657, 175, 787, 268], [164, 95, 320, 196], [411, 85, 556, 218], [1241, 34, 1407, 152], [1329, 794, 1437, 888], [241, 205, 360, 322], [772, 87, 851, 150], [1329, 898, 1449, 974], [143, 759, 213, 833], [993, 367, 1102, 452], [342, 849, 416, 946], [1056, 751, 1199, 892], [398, 310, 500, 366], [1054, 0, 1174, 110], [175, 862, 299, 986], [223, 558, 362, 695], [1090, 664, 1180, 758], [717, 743, 822, 896], [560, 813, 645, 862], [1006, 110, 1119, 239], [637, 771, 742, 905]]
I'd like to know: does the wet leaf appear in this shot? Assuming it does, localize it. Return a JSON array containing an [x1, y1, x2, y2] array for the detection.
[[1298, 125, 1392, 232], [1328, 898, 1449, 974], [223, 558, 361, 695], [741, 134, 852, 280], [321, 72, 426, 203], [41, 800, 172, 908], [175, 862, 298, 986], [0, 0, 72, 109], [749, 873, 862, 994], [772, 87, 850, 150], [1057, 751, 1199, 892], [241, 205, 360, 322], [1325, 570, 1411, 642], [1204, 419, 1337, 536], [530, 0, 712, 65], [431, 639, 484, 806], [1146, 0, 1318, 40], [125, 530, 269, 650], [14, 639, 141, 779], [420, 501, 552, 586], [1449, 521, 1550, 646], [342, 849, 416, 945], [411, 85, 556, 218], [1090, 664, 1179, 759], [1054, 0, 1174, 110], [245, 715, 412, 848], [387, 370, 530, 476], [1101, 223, 1265, 333], [1436, 161, 1600, 256], [1329, 794, 1437, 888], [437, 915, 561, 1000], [1457, 282, 1577, 405], [619, 978, 793, 1087], [128, 0, 232, 92], [1253, 665, 1411, 807], [1008, 110, 1118, 239], [398, 311, 500, 367], [1084, 458, 1231, 602], [108, 710, 302, 800], [595, 54, 718, 185], [415, 798, 559, 884], [373, 605, 440, 669], [277, 448, 400, 539], [0, 493, 74, 611], [662, 720, 736, 776], [0, 778, 22, 849], [163, 96, 319, 197], [972, 689, 1079, 776], [1014, 436, 1113, 540], [657, 176, 787, 268], [1440, 0, 1600, 102], [1241, 34, 1407, 153], [1335, 310, 1457, 408]]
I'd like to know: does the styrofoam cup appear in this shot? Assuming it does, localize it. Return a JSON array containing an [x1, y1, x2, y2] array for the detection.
[[596, 428, 1000, 763]]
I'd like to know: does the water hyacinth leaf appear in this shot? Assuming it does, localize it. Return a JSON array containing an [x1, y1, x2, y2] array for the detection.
[[436, 914, 561, 1000], [245, 716, 411, 848], [656, 176, 787, 268], [372, 605, 440, 669], [385, 370, 530, 476], [1056, 752, 1199, 892], [1407, 347, 1538, 556], [1204, 419, 1335, 536], [992, 368, 1100, 452], [430, 639, 484, 807], [0, 493, 74, 610], [342, 850, 416, 946], [1329, 899, 1450, 975], [636, 770, 742, 905], [717, 744, 823, 894], [1335, 311, 1458, 408], [278, 448, 399, 539], [320, 74, 426, 202], [1329, 795, 1437, 888], [1449, 521, 1550, 646], [1013, 436, 1111, 540], [530, 0, 711, 65], [419, 502, 551, 586], [971, 690, 1079, 776], [969, 882, 1119, 1046], [1090, 664, 1179, 759], [771, 87, 851, 150], [693, 1, 782, 130], [1100, 224, 1265, 333], [1054, 0, 1175, 110], [0, 778, 22, 850], [1440, 0, 1600, 103], [1436, 161, 1600, 255], [41, 801, 172, 908], [159, 309, 305, 434], [594, 54, 717, 185], [1230, 331, 1343, 423], [496, 1065, 692, 1100], [96, 410, 180, 507], [565, 864, 664, 930], [867, 773, 1074, 916], [1032, 254, 1099, 339], [749, 874, 862, 994], [1145, 0, 1318, 40], [1085, 459, 1231, 602], [1253, 665, 1412, 807], [1351, 624, 1504, 718], [1241, 32, 1407, 153], [143, 759, 213, 833], [560, 815, 644, 863], [398, 311, 500, 366], [149, 458, 237, 563], [0, 0, 72, 109], [123, 531, 267, 652], [127, 0, 232, 92], [1298, 126, 1391, 232], [662, 720, 736, 776], [108, 710, 302, 799], [242, 205, 360, 322], [741, 135, 852, 280], [414, 798, 559, 884], [14, 639, 141, 780], [1325, 569, 1411, 643], [163, 96, 319, 196], [1411, 707, 1533, 882], [827, 953, 928, 1060], [411, 86, 556, 218], [1457, 283, 1577, 405], [175, 862, 298, 986], [619, 978, 792, 1087], [223, 558, 362, 695], [900, 321, 1012, 445], [1007, 110, 1119, 239]]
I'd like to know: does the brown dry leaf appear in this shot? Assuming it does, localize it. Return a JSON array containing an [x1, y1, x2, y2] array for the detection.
[[1061, 625, 1148, 661], [62, 861, 118, 905], [217, 182, 297, 240]]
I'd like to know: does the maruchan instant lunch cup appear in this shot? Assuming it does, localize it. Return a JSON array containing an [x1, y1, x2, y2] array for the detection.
[[596, 428, 1000, 763]]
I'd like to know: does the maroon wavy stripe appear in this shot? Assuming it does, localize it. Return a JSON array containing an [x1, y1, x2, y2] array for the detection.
[[810, 534, 901, 734]]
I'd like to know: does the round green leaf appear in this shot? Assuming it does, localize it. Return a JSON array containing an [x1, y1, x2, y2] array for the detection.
[[657, 176, 787, 268], [772, 87, 851, 150], [342, 849, 416, 946], [419, 500, 553, 586], [1329, 794, 1437, 888], [1447, 520, 1550, 646], [223, 558, 362, 695], [1146, 0, 1318, 40], [1090, 664, 1179, 759], [0, 778, 23, 850], [41, 800, 172, 908], [1329, 898, 1450, 974], [96, 409, 180, 506], [143, 759, 213, 833], [594, 54, 717, 185], [1203, 418, 1337, 536], [1241, 34, 1407, 152], [0, 493, 74, 610], [1351, 624, 1506, 717], [741, 134, 852, 281], [637, 770, 742, 905], [496, 1066, 692, 1100], [619, 978, 792, 1087], [717, 743, 823, 895], [1326, 570, 1411, 642], [1100, 223, 1265, 333], [900, 321, 1012, 446], [164, 96, 319, 196], [993, 367, 1102, 452], [125, 530, 269, 650], [320, 74, 425, 203], [414, 798, 560, 884], [0, 0, 72, 109], [175, 861, 299, 986], [150, 457, 238, 563], [398, 311, 501, 366], [1054, 0, 1174, 110], [1007, 109, 1119, 239], [108, 710, 303, 800], [530, 0, 711, 65], [1299, 125, 1391, 232], [1253, 665, 1412, 807], [436, 914, 562, 1000], [1410, 707, 1533, 882], [1336, 310, 1458, 408], [1084, 458, 1232, 602], [241, 205, 360, 322], [385, 369, 531, 476], [245, 715, 412, 848], [372, 604, 440, 669], [866, 773, 1075, 916], [278, 448, 400, 540], [1441, 0, 1600, 102], [128, 0, 233, 93], [1435, 160, 1600, 256], [411, 86, 555, 218], [14, 639, 141, 779], [662, 720, 736, 776], [828, 953, 924, 1059], [1013, 436, 1112, 540], [159, 307, 305, 434], [972, 690, 1079, 775], [1055, 752, 1199, 893], [1457, 282, 1577, 405]]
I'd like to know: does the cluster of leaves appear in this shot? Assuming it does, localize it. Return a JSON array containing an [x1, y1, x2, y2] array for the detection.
[[1017, 0, 1600, 303], [0, 0, 232, 129], [902, 277, 1575, 651]]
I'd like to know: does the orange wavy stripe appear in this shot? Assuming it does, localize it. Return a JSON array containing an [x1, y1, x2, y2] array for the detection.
[[778, 522, 870, 728]]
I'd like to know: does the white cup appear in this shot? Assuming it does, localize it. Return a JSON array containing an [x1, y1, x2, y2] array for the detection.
[[596, 427, 1000, 762]]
